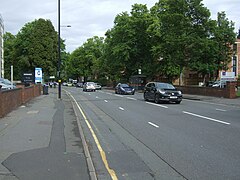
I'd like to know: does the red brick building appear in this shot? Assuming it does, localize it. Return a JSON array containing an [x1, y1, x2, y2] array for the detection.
[[233, 36, 240, 79]]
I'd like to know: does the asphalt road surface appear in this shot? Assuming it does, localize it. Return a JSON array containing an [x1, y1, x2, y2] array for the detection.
[[65, 87, 240, 180]]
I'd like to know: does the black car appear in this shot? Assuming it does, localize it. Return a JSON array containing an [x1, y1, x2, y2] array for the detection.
[[143, 82, 182, 104], [115, 83, 135, 95]]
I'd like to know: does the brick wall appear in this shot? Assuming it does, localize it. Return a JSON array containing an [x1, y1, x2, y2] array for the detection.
[[176, 81, 237, 99], [0, 84, 41, 118]]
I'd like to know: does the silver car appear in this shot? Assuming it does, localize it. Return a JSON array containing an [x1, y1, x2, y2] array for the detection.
[[0, 78, 16, 90], [83, 82, 96, 92], [94, 83, 102, 90], [0, 82, 13, 90]]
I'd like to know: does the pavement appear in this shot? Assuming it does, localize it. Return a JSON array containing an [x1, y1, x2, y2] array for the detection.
[[0, 88, 92, 180], [0, 87, 240, 180], [183, 94, 240, 107]]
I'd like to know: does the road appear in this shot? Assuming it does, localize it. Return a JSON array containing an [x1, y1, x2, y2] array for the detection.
[[65, 87, 240, 180]]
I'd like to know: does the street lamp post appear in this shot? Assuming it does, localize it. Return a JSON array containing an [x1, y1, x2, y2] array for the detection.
[[58, 0, 61, 99]]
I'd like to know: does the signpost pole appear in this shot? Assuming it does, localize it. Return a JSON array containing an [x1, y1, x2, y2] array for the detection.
[[11, 65, 13, 89]]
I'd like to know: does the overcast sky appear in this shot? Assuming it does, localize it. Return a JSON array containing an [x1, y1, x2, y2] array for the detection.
[[0, 0, 239, 52]]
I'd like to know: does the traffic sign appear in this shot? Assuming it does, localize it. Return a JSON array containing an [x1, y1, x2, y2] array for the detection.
[[35, 68, 43, 83]]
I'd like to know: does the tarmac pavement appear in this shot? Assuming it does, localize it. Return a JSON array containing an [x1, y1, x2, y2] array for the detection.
[[0, 88, 90, 180], [183, 94, 240, 108]]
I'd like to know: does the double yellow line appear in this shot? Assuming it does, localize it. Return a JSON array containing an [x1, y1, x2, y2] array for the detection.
[[67, 91, 118, 180]]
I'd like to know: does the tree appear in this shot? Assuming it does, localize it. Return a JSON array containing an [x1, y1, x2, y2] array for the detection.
[[150, 0, 214, 84], [3, 32, 16, 79], [212, 12, 236, 79], [104, 4, 153, 82], [14, 18, 59, 79], [67, 36, 104, 82]]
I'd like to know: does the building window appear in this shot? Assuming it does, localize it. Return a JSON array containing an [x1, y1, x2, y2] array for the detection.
[[232, 55, 237, 76]]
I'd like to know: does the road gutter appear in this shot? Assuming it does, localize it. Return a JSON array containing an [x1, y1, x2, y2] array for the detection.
[[65, 90, 97, 180]]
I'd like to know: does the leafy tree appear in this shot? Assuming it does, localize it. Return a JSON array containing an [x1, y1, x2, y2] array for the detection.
[[67, 36, 104, 82], [104, 4, 152, 83], [212, 11, 236, 79], [14, 18, 59, 79], [150, 0, 214, 84], [104, 12, 132, 82], [3, 32, 16, 79]]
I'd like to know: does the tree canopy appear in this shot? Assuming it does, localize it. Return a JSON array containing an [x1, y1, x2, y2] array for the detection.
[[65, 0, 236, 85], [4, 1, 237, 85], [4, 18, 64, 80]]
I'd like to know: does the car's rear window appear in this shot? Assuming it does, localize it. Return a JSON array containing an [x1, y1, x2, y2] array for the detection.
[[156, 83, 175, 89], [121, 84, 129, 88]]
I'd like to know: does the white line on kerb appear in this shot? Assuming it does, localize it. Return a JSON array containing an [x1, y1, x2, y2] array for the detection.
[[146, 102, 168, 109], [148, 122, 159, 128], [182, 111, 230, 125], [119, 107, 124, 111]]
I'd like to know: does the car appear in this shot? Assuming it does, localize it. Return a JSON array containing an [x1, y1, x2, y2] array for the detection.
[[0, 82, 12, 90], [62, 82, 67, 86], [143, 82, 182, 104], [212, 81, 226, 88], [0, 78, 16, 89], [67, 82, 73, 87], [94, 83, 102, 90], [83, 82, 96, 92], [76, 82, 83, 88], [115, 83, 135, 95]]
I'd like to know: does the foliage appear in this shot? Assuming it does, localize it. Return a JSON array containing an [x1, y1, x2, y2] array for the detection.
[[67, 36, 104, 81], [104, 4, 153, 82], [3, 32, 16, 79], [212, 12, 236, 79], [13, 18, 60, 80], [3, 2, 237, 85], [149, 0, 217, 83]]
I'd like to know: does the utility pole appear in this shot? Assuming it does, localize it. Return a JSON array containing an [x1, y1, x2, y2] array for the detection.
[[58, 0, 61, 99]]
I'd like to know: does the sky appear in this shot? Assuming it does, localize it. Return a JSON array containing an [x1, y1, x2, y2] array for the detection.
[[0, 0, 239, 52]]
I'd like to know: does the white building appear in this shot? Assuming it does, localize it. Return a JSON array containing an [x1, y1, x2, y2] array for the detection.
[[0, 14, 4, 78]]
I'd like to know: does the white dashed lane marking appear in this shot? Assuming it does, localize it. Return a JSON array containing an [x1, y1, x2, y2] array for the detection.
[[145, 102, 168, 109], [216, 108, 227, 112], [126, 97, 137, 101], [148, 122, 159, 128], [119, 107, 124, 111], [183, 111, 230, 125]]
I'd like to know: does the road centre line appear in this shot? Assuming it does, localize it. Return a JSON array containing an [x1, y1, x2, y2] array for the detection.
[[148, 122, 159, 128], [182, 111, 230, 125], [146, 102, 168, 109], [66, 91, 118, 180]]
